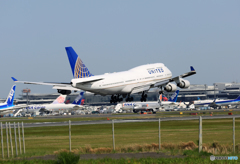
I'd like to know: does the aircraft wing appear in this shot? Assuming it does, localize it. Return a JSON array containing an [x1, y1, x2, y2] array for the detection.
[[11, 77, 79, 91], [169, 66, 196, 82], [151, 66, 196, 88]]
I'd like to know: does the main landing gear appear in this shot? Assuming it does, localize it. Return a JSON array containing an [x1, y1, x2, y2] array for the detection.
[[140, 92, 147, 102], [126, 95, 133, 102], [110, 95, 123, 103], [159, 86, 164, 95]]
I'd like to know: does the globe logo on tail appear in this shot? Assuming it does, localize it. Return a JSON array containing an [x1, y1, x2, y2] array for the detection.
[[74, 57, 92, 78]]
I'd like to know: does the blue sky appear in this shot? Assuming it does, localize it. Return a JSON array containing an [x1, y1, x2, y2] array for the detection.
[[0, 1, 240, 98]]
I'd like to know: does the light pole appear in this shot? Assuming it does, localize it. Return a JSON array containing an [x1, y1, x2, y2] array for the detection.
[[22, 89, 31, 114]]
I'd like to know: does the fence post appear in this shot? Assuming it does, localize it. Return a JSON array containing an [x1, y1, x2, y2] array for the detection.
[[159, 118, 161, 150], [199, 116, 202, 153], [112, 119, 115, 151], [6, 122, 9, 158], [22, 122, 25, 154], [233, 117, 235, 154], [1, 122, 4, 159], [18, 122, 22, 155], [69, 120, 71, 152], [14, 122, 18, 157], [9, 123, 14, 157]]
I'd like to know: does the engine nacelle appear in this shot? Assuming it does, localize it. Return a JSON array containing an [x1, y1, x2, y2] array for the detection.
[[164, 83, 177, 92], [57, 89, 71, 95], [177, 80, 190, 89]]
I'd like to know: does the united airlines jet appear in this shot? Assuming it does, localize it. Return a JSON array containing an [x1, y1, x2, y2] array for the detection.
[[12, 47, 196, 103], [0, 85, 27, 113]]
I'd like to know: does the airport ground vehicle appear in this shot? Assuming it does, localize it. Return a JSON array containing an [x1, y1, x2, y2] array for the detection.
[[92, 111, 100, 114]]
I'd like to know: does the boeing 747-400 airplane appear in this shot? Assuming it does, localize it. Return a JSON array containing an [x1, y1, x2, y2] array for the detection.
[[12, 47, 196, 103]]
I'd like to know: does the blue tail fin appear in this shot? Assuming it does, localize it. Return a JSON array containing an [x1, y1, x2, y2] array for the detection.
[[197, 97, 201, 100], [5, 85, 16, 106], [65, 47, 93, 78], [72, 91, 85, 105], [168, 90, 179, 102], [236, 95, 240, 100]]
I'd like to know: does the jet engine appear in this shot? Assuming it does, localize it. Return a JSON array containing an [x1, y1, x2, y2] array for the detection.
[[57, 89, 71, 95], [164, 83, 177, 92], [177, 79, 190, 89]]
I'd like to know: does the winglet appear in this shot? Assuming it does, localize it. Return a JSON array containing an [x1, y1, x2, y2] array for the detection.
[[11, 77, 18, 82], [190, 66, 195, 72]]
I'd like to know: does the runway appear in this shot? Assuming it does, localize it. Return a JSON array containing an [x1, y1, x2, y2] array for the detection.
[[3, 114, 240, 128]]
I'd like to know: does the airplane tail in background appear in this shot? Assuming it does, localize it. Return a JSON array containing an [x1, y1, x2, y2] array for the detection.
[[80, 99, 85, 105], [158, 94, 162, 105], [65, 47, 93, 79], [162, 95, 168, 101], [51, 95, 67, 104], [168, 90, 179, 102], [72, 91, 85, 105], [236, 95, 240, 100], [4, 85, 16, 106]]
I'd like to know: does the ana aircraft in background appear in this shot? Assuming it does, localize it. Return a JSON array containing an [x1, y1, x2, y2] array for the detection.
[[115, 90, 179, 113], [194, 96, 240, 109], [12, 47, 196, 103], [22, 91, 85, 114], [0, 85, 27, 114]]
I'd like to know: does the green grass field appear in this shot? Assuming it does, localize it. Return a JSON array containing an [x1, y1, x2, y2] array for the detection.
[[1, 109, 240, 124], [0, 118, 239, 159]]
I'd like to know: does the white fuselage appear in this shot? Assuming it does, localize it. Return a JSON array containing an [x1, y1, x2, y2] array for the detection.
[[22, 104, 82, 113], [116, 101, 179, 112], [71, 63, 172, 95], [194, 99, 240, 107]]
